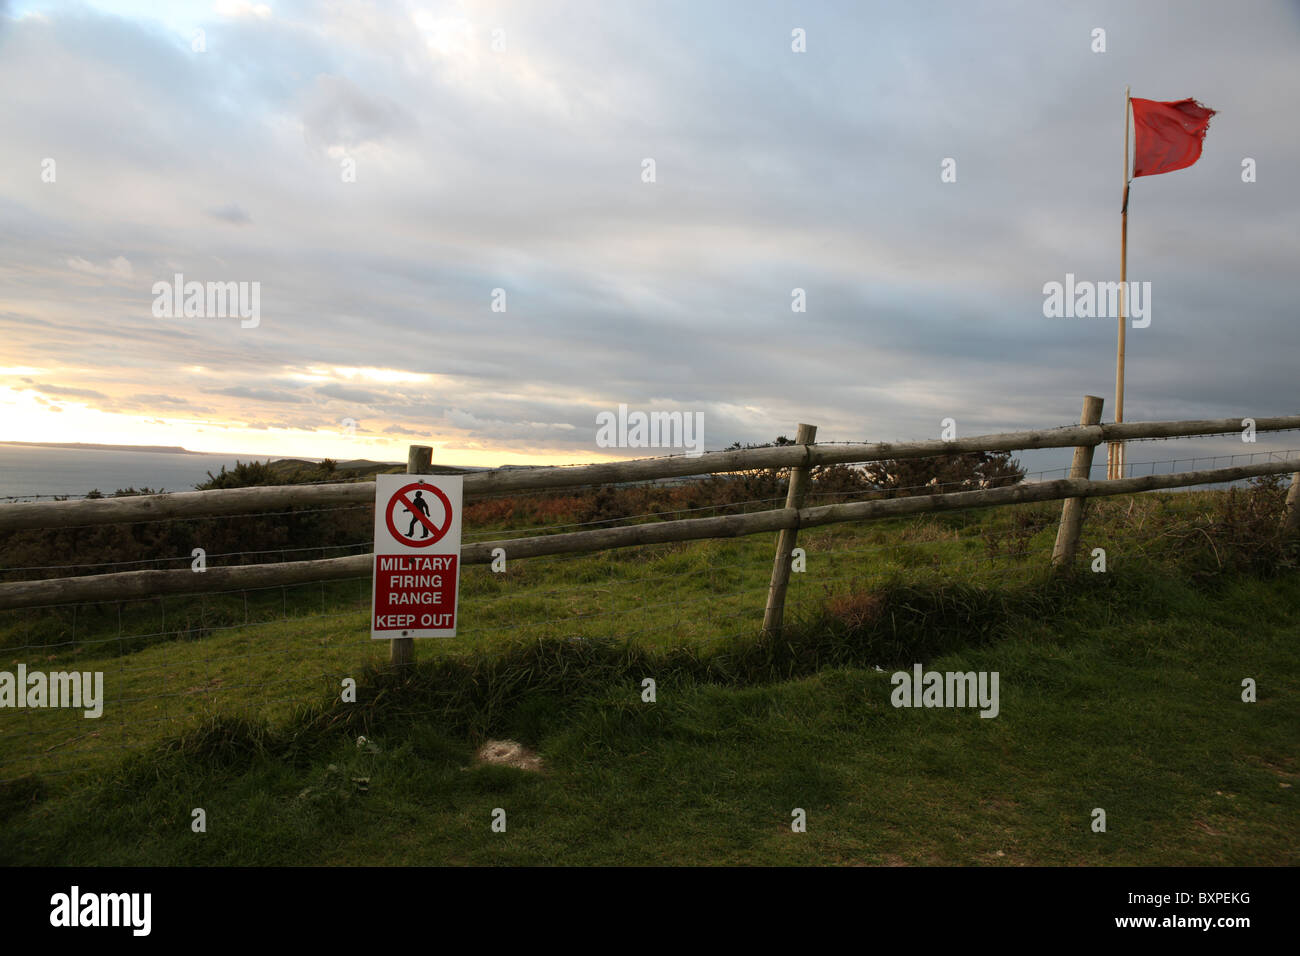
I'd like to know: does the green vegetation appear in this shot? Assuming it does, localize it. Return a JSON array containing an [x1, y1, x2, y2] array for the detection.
[[0, 476, 1295, 865]]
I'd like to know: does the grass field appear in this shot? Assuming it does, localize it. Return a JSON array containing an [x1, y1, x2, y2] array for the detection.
[[1, 488, 1296, 865]]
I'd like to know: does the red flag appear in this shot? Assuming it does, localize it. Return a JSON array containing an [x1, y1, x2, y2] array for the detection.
[[1131, 97, 1216, 178]]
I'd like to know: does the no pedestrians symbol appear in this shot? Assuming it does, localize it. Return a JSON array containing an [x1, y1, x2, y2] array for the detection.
[[384, 481, 454, 547]]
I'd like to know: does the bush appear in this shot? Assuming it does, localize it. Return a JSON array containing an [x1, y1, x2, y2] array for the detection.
[[1200, 475, 1294, 576], [861, 450, 1026, 498]]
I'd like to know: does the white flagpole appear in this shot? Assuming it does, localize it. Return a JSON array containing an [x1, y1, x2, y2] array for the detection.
[[1109, 86, 1132, 480]]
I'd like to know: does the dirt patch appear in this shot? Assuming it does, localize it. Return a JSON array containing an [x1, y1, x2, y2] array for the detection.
[[475, 739, 544, 772]]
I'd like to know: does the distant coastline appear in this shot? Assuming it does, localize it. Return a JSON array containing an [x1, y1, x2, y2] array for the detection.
[[0, 440, 519, 473], [0, 440, 195, 454]]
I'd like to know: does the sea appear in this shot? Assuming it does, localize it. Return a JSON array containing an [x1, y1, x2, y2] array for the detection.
[[0, 444, 288, 500], [0, 436, 1286, 502]]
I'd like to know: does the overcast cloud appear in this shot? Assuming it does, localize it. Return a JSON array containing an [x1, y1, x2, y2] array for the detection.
[[0, 0, 1296, 471]]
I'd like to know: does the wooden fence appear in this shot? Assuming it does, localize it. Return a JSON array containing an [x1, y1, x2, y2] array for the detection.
[[3, 402, 1299, 645]]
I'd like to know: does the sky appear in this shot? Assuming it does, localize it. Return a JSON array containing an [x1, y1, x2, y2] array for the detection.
[[1, 0, 1297, 470]]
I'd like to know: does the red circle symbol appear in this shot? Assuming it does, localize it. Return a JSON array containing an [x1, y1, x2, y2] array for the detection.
[[384, 482, 454, 548]]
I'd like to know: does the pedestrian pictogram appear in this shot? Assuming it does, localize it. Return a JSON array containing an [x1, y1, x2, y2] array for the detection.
[[371, 475, 463, 639], [383, 481, 454, 547]]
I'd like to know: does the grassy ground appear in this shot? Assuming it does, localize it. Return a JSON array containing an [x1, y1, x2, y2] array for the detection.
[[0, 490, 1296, 865]]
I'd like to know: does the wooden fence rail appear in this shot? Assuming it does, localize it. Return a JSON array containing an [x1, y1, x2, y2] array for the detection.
[[2, 415, 1297, 533], [2, 455, 1297, 612]]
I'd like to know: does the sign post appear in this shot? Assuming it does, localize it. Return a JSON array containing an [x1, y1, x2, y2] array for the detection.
[[372, 458, 462, 661]]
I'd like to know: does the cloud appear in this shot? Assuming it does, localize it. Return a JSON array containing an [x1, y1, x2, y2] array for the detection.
[[205, 202, 252, 225], [244, 420, 313, 431], [315, 382, 385, 404], [0, 1, 1296, 467], [32, 384, 109, 399], [206, 386, 311, 404], [129, 393, 192, 405], [300, 74, 412, 151], [67, 256, 133, 279], [214, 0, 272, 19]]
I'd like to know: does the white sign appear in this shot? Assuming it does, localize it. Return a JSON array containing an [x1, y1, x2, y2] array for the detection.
[[371, 474, 463, 638]]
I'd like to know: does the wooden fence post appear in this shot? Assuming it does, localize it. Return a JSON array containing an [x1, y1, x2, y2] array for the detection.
[[1282, 472, 1300, 537], [390, 444, 433, 669], [1052, 396, 1105, 570], [762, 423, 817, 637]]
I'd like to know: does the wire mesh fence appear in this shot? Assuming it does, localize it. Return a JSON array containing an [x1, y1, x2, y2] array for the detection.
[[2, 427, 1297, 783]]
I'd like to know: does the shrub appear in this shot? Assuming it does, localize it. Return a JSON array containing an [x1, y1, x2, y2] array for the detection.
[[862, 450, 1026, 498]]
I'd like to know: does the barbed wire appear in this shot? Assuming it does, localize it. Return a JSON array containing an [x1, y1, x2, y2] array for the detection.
[[5, 445, 1295, 573], [5, 450, 1289, 600], [0, 540, 377, 575], [0, 503, 373, 534], [8, 426, 1296, 502], [1, 451, 1292, 587]]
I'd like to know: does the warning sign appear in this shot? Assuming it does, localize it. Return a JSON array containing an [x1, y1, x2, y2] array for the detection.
[[371, 474, 462, 638]]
